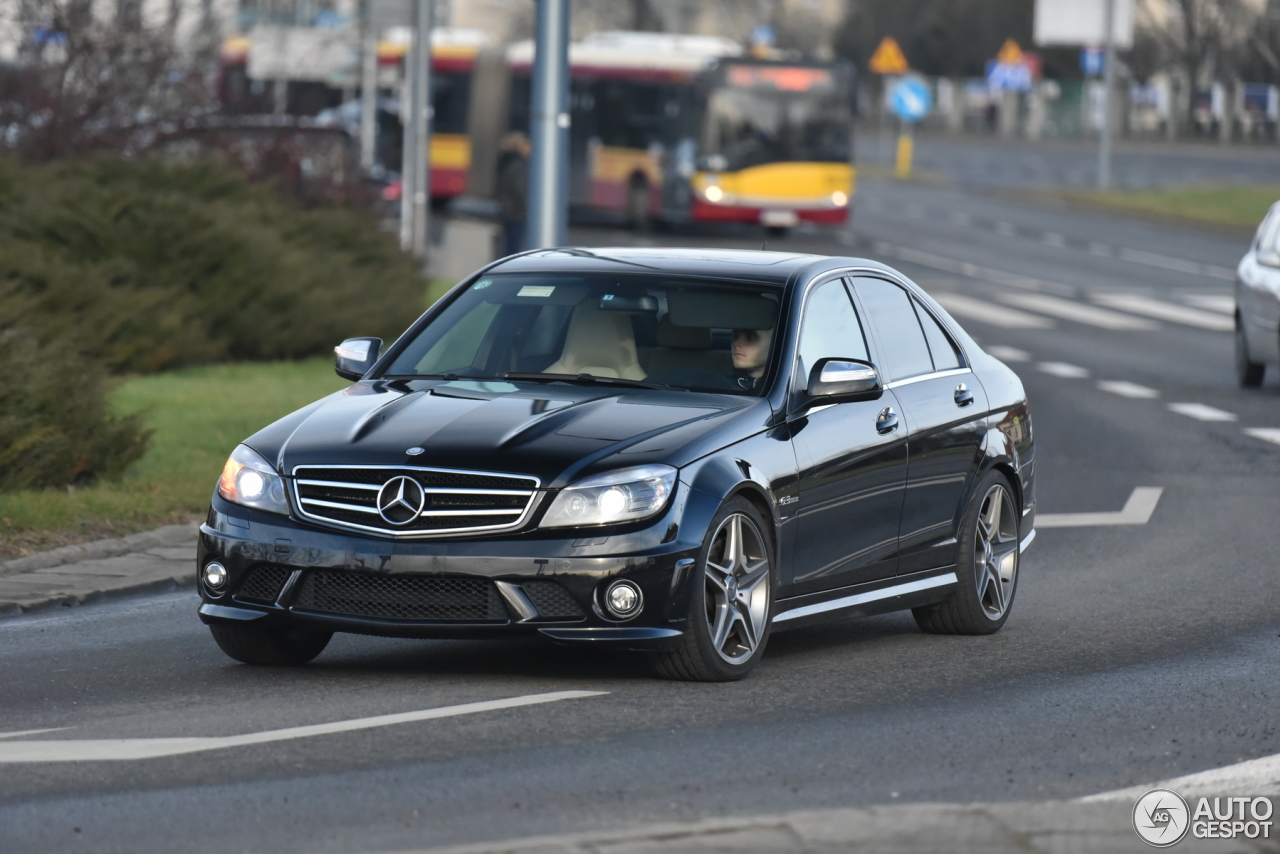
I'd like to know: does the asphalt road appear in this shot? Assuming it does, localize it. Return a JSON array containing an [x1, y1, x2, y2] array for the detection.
[[3, 145, 1280, 853]]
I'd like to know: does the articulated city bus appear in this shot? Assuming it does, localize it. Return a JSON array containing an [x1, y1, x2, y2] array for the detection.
[[218, 28, 483, 201], [504, 32, 856, 232]]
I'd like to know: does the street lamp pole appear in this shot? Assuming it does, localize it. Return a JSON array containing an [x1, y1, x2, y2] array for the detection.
[[1097, 0, 1117, 190], [410, 0, 433, 261], [527, 0, 570, 249]]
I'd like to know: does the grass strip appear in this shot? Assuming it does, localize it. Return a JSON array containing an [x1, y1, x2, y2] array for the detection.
[[0, 359, 346, 560], [1056, 185, 1280, 231]]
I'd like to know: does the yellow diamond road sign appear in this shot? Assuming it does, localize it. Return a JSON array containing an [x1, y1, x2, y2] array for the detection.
[[869, 37, 909, 75], [996, 39, 1024, 65]]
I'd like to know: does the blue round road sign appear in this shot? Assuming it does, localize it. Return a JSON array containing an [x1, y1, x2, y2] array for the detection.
[[889, 76, 932, 123]]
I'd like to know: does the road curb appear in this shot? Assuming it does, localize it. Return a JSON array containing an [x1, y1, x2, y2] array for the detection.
[[0, 522, 200, 578]]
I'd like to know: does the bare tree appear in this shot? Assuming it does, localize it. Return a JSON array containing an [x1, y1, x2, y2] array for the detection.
[[1137, 0, 1255, 127], [0, 0, 218, 160]]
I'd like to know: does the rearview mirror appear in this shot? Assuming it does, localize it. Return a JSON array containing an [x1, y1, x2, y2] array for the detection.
[[334, 337, 383, 381], [806, 358, 881, 401]]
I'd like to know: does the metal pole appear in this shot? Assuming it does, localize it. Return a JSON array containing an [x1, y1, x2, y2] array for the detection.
[[410, 0, 433, 260], [1097, 0, 1117, 189], [359, 0, 378, 172], [527, 0, 570, 249], [399, 32, 416, 251]]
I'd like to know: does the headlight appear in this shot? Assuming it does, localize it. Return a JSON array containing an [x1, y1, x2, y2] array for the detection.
[[541, 465, 677, 528], [217, 444, 289, 516]]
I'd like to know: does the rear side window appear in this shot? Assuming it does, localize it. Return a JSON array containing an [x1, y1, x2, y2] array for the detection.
[[913, 299, 964, 371], [851, 277, 933, 381]]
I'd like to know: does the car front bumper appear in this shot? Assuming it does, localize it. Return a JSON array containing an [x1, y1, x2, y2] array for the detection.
[[196, 492, 708, 651]]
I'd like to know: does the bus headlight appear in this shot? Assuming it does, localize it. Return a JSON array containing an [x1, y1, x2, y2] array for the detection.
[[704, 185, 724, 203], [831, 190, 848, 207]]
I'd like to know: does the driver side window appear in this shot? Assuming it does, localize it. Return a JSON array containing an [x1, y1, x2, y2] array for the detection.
[[797, 279, 869, 381]]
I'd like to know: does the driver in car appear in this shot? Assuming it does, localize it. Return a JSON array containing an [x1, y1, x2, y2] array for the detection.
[[731, 327, 773, 390]]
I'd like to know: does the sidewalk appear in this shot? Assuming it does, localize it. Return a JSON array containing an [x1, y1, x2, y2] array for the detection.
[[0, 522, 199, 617], [391, 799, 1279, 854]]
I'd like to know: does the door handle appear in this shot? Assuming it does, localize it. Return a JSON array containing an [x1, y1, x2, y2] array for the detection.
[[954, 383, 974, 407], [876, 406, 899, 434]]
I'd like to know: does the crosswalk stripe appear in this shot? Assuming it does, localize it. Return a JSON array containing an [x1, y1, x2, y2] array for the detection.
[[1001, 293, 1159, 330], [986, 345, 1031, 362], [1097, 380, 1159, 399], [1119, 249, 1237, 281], [1039, 362, 1089, 378], [1244, 427, 1280, 446], [1089, 293, 1234, 332], [1182, 294, 1235, 315], [932, 293, 1054, 329], [1168, 402, 1237, 422]]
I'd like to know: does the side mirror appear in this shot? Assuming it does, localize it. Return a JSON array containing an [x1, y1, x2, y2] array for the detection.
[[334, 337, 383, 381], [1258, 250, 1280, 269], [805, 358, 881, 401]]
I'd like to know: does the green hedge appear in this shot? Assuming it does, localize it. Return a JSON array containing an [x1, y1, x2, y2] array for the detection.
[[0, 155, 425, 374], [0, 329, 150, 491]]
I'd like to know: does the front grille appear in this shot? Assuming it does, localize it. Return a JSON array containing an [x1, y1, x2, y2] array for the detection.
[[234, 565, 292, 604], [292, 466, 539, 538], [292, 572, 509, 622], [522, 581, 585, 619]]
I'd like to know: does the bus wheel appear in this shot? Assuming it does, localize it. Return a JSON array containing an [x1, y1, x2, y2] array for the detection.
[[626, 178, 651, 232]]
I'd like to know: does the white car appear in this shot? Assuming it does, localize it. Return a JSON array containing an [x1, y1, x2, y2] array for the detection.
[[1236, 202, 1280, 387]]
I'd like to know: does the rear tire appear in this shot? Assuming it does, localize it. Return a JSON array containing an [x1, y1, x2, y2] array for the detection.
[[913, 470, 1019, 635], [1235, 317, 1265, 388], [650, 497, 774, 682], [209, 623, 332, 666]]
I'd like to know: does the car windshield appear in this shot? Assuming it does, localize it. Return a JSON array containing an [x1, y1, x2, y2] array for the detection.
[[383, 273, 783, 396]]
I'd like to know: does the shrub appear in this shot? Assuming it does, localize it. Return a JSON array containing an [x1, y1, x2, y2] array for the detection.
[[0, 155, 425, 374], [0, 329, 150, 491]]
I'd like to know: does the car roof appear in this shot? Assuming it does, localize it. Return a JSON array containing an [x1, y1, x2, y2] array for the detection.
[[487, 246, 837, 285]]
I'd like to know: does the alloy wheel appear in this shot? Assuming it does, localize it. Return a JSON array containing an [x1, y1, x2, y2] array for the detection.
[[703, 512, 771, 664], [974, 484, 1018, 620]]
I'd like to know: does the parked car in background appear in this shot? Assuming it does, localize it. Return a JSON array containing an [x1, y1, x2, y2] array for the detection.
[[1237, 202, 1280, 387], [197, 248, 1035, 681]]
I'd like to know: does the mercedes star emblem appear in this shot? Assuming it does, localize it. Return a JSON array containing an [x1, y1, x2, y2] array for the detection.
[[376, 476, 426, 525], [406, 447, 425, 456]]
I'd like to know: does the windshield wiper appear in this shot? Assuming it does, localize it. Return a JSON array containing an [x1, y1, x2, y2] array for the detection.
[[502, 372, 677, 391]]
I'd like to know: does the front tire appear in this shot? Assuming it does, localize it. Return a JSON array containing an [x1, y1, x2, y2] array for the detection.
[[650, 497, 774, 682], [1235, 316, 1265, 388], [209, 623, 332, 666], [913, 470, 1020, 635]]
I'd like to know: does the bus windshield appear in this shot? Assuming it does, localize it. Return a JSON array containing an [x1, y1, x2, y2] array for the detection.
[[700, 65, 852, 172]]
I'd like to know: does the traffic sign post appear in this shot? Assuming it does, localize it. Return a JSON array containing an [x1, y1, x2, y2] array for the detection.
[[888, 76, 932, 179]]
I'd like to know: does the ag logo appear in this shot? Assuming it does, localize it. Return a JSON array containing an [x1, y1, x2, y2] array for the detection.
[[1134, 788, 1191, 847]]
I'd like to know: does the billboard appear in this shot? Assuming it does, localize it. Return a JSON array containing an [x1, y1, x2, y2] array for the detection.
[[1033, 0, 1135, 49]]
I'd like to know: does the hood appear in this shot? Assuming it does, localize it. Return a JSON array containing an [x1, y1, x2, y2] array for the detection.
[[259, 380, 766, 488]]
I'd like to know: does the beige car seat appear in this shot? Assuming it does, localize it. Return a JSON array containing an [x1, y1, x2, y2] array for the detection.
[[543, 301, 647, 380]]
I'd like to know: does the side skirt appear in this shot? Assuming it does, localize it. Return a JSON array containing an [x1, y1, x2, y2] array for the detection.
[[770, 568, 958, 630]]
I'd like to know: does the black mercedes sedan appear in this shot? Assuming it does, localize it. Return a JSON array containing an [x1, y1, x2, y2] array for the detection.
[[198, 248, 1035, 681]]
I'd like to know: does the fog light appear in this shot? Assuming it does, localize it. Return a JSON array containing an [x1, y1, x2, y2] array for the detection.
[[604, 579, 643, 619], [203, 562, 228, 596]]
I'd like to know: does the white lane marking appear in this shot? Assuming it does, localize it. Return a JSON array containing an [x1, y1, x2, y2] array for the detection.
[[933, 293, 1054, 329], [1037, 487, 1163, 528], [1168, 402, 1238, 422], [1182, 294, 1235, 314], [1042, 232, 1066, 248], [986, 345, 1031, 362], [995, 221, 1016, 237], [0, 728, 71, 740], [1090, 293, 1234, 332], [1001, 293, 1159, 330], [873, 242, 1066, 294], [1089, 242, 1113, 257], [1083, 750, 1280, 801], [1038, 361, 1090, 378], [1244, 427, 1280, 446], [1098, 380, 1160, 399], [1119, 248, 1237, 281], [0, 691, 606, 763]]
